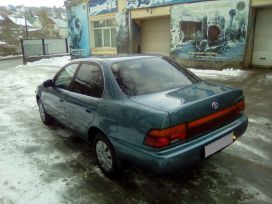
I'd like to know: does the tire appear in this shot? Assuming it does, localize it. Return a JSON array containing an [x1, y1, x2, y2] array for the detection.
[[38, 99, 53, 126], [93, 133, 121, 177]]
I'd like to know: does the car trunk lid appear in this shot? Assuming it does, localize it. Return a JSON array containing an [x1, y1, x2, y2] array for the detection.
[[129, 81, 244, 127]]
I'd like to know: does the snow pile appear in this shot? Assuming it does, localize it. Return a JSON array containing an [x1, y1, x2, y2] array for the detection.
[[18, 56, 71, 68], [265, 74, 272, 83], [189, 68, 249, 79]]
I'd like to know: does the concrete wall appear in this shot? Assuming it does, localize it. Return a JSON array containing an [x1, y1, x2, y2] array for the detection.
[[244, 8, 256, 68]]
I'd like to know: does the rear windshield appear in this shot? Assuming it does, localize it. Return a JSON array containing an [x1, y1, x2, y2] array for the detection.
[[111, 57, 196, 96]]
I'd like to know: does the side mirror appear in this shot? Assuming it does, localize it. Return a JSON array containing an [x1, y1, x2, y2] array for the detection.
[[43, 79, 53, 88]]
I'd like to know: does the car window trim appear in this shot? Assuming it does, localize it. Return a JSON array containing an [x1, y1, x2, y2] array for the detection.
[[163, 56, 202, 83], [53, 62, 81, 91], [70, 61, 105, 99]]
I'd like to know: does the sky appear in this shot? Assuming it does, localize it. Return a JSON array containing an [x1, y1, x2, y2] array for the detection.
[[0, 0, 65, 7]]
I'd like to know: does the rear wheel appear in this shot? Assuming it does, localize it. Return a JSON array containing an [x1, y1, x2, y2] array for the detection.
[[38, 99, 53, 126], [93, 133, 121, 177]]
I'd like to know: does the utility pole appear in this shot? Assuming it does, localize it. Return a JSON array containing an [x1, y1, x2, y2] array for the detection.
[[24, 17, 29, 40]]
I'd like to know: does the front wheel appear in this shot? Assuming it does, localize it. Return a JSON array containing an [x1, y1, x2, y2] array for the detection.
[[93, 133, 121, 177], [38, 100, 53, 126]]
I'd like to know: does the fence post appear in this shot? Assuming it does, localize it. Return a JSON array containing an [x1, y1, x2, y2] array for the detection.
[[65, 38, 69, 53], [42, 38, 46, 55], [20, 38, 26, 65]]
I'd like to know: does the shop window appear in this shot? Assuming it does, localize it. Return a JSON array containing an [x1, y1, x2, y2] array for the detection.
[[93, 19, 117, 48]]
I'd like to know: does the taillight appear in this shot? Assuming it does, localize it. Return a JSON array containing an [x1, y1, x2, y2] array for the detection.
[[144, 100, 245, 148], [144, 124, 187, 148], [236, 100, 245, 113]]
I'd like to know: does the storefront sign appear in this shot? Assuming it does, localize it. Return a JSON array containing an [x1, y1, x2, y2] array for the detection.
[[126, 0, 208, 9], [67, 2, 91, 58], [170, 0, 249, 61], [89, 0, 117, 16]]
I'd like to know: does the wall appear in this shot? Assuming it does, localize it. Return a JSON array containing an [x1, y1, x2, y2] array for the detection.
[[130, 6, 171, 19], [252, 0, 272, 7], [88, 0, 121, 55], [243, 8, 256, 68], [170, 0, 250, 69], [125, 0, 252, 69], [66, 0, 271, 68]]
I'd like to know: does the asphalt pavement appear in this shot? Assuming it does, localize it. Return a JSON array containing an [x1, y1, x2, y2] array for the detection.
[[0, 58, 22, 70]]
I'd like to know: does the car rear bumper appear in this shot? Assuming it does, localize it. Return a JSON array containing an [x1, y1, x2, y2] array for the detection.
[[111, 115, 248, 174]]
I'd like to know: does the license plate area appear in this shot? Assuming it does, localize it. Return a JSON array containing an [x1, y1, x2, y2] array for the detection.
[[204, 134, 233, 158]]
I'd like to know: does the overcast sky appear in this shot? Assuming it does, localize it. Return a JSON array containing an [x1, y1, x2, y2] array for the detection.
[[0, 0, 65, 7]]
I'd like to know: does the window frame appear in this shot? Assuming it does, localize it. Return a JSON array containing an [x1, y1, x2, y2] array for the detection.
[[92, 19, 117, 48], [70, 62, 105, 99], [53, 63, 80, 91]]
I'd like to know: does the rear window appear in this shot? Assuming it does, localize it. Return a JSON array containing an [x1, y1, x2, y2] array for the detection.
[[111, 57, 196, 96]]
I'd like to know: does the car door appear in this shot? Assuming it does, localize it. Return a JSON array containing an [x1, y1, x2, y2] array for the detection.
[[42, 63, 79, 123], [64, 62, 104, 136]]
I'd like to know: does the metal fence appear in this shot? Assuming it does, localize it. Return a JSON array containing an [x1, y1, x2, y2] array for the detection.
[[21, 38, 69, 64]]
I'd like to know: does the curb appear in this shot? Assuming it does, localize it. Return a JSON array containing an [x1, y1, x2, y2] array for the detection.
[[0, 55, 22, 61]]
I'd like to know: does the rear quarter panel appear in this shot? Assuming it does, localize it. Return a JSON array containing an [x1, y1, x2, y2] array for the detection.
[[92, 98, 170, 148]]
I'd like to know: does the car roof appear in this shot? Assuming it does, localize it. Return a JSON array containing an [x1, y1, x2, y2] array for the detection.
[[71, 54, 164, 64]]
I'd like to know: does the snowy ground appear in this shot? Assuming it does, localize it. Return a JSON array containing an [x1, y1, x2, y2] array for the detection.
[[0, 57, 271, 204]]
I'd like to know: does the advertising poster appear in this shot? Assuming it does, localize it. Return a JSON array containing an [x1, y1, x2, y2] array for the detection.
[[170, 0, 249, 61], [67, 2, 90, 58], [116, 12, 130, 54], [89, 0, 117, 16], [126, 0, 207, 9]]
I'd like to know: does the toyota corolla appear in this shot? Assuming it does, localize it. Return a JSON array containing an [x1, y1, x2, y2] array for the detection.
[[36, 55, 248, 176]]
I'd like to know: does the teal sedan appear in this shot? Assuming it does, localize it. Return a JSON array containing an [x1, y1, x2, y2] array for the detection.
[[36, 55, 248, 176]]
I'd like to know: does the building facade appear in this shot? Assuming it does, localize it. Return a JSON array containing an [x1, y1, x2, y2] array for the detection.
[[65, 0, 272, 69]]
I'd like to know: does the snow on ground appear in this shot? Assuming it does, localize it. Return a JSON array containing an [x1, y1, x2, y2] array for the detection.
[[0, 57, 73, 203], [15, 56, 71, 68], [249, 117, 271, 125], [266, 74, 272, 82]]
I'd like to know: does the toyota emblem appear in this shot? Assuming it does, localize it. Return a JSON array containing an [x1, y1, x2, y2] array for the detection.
[[212, 102, 219, 109]]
